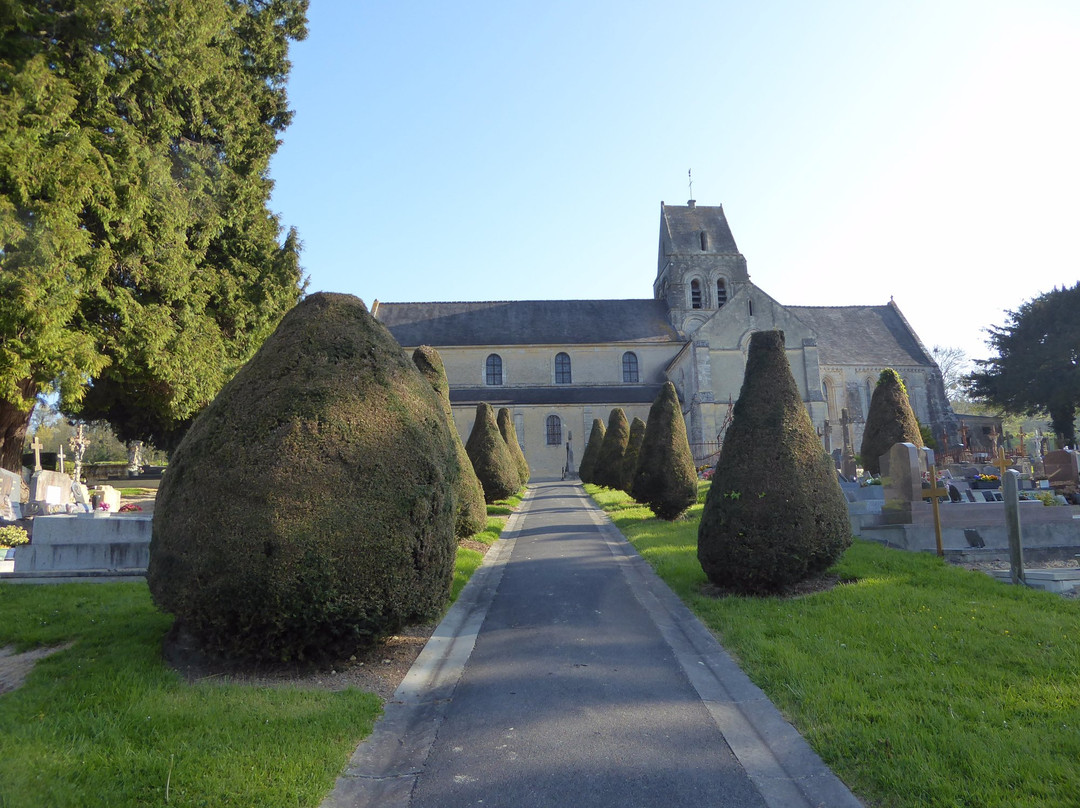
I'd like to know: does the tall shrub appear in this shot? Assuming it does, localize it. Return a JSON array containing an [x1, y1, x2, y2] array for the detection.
[[148, 294, 458, 662], [631, 383, 697, 519], [465, 403, 519, 503], [593, 408, 630, 489], [578, 418, 606, 484], [698, 330, 851, 595], [619, 416, 647, 494], [413, 346, 487, 538], [497, 408, 530, 487], [860, 368, 923, 476]]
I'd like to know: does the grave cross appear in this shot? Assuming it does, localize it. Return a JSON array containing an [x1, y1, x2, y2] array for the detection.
[[30, 436, 43, 471], [989, 425, 1001, 455], [924, 448, 948, 558], [994, 447, 1010, 480], [1018, 427, 1026, 458], [57, 444, 65, 474]]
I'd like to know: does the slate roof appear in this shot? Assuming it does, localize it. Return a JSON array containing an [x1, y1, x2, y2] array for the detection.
[[448, 385, 668, 407], [375, 300, 681, 347], [660, 203, 740, 254], [787, 302, 936, 367]]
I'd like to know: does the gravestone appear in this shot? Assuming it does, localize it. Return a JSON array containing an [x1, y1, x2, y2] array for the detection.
[[0, 467, 22, 521], [91, 485, 122, 512], [28, 469, 74, 515], [880, 442, 921, 524], [1044, 450, 1079, 490]]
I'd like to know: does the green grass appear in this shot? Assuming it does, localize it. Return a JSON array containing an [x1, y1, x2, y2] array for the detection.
[[116, 487, 154, 497], [0, 518, 509, 807], [485, 490, 524, 515], [451, 517, 506, 602], [585, 483, 1080, 808], [0, 583, 381, 808]]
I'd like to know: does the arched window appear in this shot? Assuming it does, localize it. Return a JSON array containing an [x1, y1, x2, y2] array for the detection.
[[865, 378, 874, 414], [690, 279, 703, 309], [622, 351, 639, 383], [700, 231, 708, 251], [485, 353, 503, 385], [822, 378, 834, 421], [555, 352, 572, 384], [546, 415, 562, 446], [716, 279, 728, 307]]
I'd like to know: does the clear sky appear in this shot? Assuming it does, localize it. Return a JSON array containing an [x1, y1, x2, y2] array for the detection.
[[269, 0, 1080, 365]]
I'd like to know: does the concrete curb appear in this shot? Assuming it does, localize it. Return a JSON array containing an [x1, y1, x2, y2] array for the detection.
[[577, 488, 864, 808], [321, 492, 531, 808]]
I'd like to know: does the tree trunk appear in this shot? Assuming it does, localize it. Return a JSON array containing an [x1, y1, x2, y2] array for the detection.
[[0, 380, 37, 472]]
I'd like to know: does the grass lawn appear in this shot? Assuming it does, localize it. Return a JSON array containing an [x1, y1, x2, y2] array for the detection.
[[0, 519, 509, 808], [586, 483, 1080, 808]]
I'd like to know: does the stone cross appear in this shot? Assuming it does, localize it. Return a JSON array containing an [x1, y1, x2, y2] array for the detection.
[[57, 444, 65, 474], [822, 419, 832, 454], [840, 408, 858, 479], [70, 423, 89, 482], [31, 436, 43, 471]]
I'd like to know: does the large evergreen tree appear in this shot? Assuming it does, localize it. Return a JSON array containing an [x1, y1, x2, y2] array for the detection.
[[465, 403, 519, 503], [631, 382, 697, 520], [497, 407, 530, 487], [698, 330, 850, 595], [860, 369, 923, 476], [619, 416, 647, 494], [0, 0, 308, 469], [578, 418, 605, 484], [414, 346, 487, 539], [593, 408, 629, 489], [968, 283, 1080, 448]]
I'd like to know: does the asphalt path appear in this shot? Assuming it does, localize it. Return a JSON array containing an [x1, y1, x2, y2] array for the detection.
[[326, 480, 862, 808]]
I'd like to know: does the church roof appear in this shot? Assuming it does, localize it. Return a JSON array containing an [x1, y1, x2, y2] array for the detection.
[[660, 202, 740, 254], [375, 300, 681, 347], [786, 302, 936, 367]]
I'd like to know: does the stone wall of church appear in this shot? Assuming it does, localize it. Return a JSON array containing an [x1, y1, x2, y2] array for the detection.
[[437, 343, 677, 388]]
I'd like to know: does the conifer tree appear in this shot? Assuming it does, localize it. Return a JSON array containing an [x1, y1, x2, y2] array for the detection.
[[414, 346, 487, 538], [860, 369, 924, 476], [698, 330, 850, 594], [578, 419, 606, 484], [631, 383, 697, 519], [619, 417, 647, 494], [465, 403, 519, 503], [497, 408, 530, 487], [149, 294, 458, 662], [0, 0, 308, 468], [593, 408, 630, 489]]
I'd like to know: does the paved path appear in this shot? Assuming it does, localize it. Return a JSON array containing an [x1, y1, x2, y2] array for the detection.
[[325, 481, 862, 808]]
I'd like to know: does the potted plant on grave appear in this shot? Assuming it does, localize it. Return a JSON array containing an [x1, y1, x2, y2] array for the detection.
[[973, 473, 1000, 489]]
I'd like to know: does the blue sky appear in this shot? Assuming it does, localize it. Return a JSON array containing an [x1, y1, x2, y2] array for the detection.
[[269, 0, 1080, 364]]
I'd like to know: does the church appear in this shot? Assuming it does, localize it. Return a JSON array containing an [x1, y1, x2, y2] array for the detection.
[[374, 200, 953, 479]]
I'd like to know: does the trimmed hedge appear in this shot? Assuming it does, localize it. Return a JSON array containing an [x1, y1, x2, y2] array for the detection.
[[465, 403, 520, 503], [413, 346, 487, 538], [619, 416, 647, 494], [631, 382, 697, 520], [578, 419, 606, 484], [860, 368, 924, 476], [148, 293, 459, 662], [593, 408, 630, 489], [497, 407, 530, 487], [698, 330, 851, 595]]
